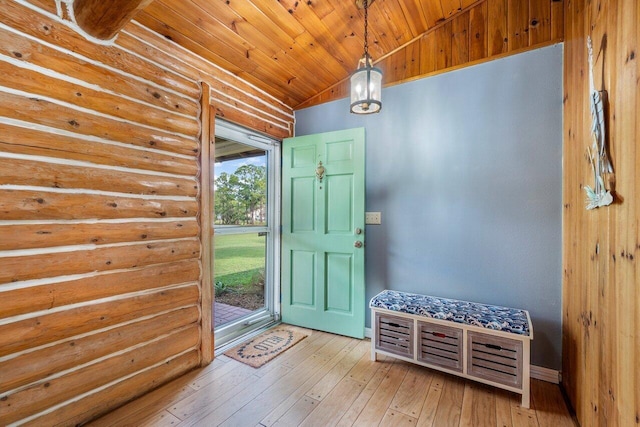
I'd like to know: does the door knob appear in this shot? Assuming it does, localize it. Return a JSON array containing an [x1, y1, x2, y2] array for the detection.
[[354, 240, 363, 248], [355, 227, 362, 235]]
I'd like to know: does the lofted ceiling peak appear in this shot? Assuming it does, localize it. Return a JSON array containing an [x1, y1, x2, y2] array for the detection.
[[134, 0, 563, 110]]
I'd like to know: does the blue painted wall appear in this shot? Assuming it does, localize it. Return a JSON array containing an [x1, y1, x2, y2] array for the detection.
[[294, 44, 563, 370]]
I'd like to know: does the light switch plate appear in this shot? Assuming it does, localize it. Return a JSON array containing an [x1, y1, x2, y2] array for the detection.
[[365, 212, 381, 225]]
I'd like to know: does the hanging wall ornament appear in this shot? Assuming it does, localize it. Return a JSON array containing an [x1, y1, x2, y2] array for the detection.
[[584, 36, 614, 210]]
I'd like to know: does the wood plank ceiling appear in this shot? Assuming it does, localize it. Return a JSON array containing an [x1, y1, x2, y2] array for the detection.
[[136, 0, 479, 108]]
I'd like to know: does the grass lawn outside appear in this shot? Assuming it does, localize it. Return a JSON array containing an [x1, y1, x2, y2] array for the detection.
[[214, 233, 265, 310]]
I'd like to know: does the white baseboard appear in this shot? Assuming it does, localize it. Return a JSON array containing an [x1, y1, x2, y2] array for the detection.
[[363, 327, 560, 384]]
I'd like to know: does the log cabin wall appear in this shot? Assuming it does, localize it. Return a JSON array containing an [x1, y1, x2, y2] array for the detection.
[[562, 0, 638, 425], [297, 0, 564, 109], [0, 0, 293, 425]]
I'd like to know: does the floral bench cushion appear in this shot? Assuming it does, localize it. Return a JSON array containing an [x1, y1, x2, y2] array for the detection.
[[370, 290, 530, 336]]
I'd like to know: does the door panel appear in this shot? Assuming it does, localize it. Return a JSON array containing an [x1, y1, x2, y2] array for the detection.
[[291, 145, 317, 168], [282, 128, 365, 338], [291, 178, 316, 232], [325, 252, 352, 313], [326, 174, 353, 233], [326, 139, 354, 162], [290, 250, 315, 307]]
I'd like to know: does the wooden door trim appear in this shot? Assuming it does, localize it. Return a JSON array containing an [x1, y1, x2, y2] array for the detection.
[[199, 82, 214, 364]]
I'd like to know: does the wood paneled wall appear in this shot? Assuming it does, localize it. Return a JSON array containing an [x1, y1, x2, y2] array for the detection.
[[297, 0, 564, 110], [0, 0, 292, 425], [562, 0, 638, 425]]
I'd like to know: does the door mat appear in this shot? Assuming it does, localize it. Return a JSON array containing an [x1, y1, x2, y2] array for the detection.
[[224, 326, 309, 368]]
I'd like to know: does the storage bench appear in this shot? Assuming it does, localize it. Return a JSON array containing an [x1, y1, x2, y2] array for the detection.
[[370, 290, 533, 407]]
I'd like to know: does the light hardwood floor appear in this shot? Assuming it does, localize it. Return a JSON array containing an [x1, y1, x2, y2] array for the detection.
[[89, 329, 577, 427]]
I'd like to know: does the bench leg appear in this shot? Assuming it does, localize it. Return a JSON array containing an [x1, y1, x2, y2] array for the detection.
[[521, 388, 530, 409], [521, 341, 531, 408], [371, 316, 377, 361], [520, 369, 531, 408]]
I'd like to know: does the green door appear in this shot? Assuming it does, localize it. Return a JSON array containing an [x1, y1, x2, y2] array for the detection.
[[281, 128, 365, 338]]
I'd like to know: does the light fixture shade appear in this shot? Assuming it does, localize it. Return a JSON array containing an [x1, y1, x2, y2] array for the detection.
[[350, 56, 382, 114]]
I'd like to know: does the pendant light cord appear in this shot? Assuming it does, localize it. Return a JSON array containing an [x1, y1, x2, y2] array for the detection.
[[363, 0, 369, 59]]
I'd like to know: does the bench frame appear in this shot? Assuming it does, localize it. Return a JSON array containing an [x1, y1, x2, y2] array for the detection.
[[371, 301, 533, 408]]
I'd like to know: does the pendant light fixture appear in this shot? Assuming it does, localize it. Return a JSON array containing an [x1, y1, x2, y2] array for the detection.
[[350, 0, 382, 114]]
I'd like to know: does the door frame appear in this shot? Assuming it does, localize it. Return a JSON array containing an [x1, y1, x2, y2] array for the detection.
[[212, 119, 281, 348]]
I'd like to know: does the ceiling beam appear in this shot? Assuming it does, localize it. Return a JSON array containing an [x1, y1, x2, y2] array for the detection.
[[73, 0, 155, 40]]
